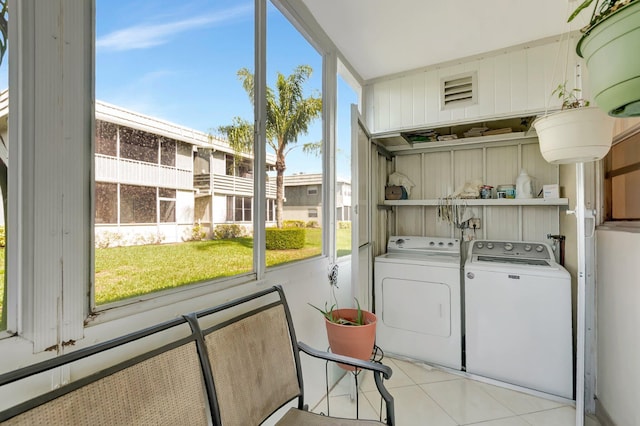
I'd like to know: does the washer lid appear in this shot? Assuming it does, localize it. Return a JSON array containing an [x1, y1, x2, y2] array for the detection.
[[376, 252, 460, 267], [476, 255, 551, 267]]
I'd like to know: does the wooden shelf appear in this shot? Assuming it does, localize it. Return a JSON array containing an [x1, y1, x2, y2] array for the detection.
[[381, 198, 569, 207]]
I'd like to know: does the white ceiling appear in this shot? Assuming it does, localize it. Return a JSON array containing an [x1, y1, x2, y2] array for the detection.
[[301, 0, 591, 82]]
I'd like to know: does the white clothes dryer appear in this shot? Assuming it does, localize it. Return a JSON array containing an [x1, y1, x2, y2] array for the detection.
[[374, 236, 462, 370], [464, 240, 573, 399]]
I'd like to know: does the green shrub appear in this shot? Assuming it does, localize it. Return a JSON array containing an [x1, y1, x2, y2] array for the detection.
[[213, 224, 245, 239], [305, 220, 319, 228], [282, 220, 306, 228], [0, 226, 4, 248], [184, 223, 207, 241], [338, 221, 351, 230], [266, 228, 306, 250]]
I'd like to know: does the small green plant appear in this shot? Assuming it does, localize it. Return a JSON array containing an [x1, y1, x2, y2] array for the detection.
[[553, 82, 590, 109], [308, 297, 368, 326], [337, 221, 351, 230], [308, 263, 370, 326]]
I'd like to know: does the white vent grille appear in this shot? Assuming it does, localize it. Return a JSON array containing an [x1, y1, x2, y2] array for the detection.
[[441, 72, 477, 110]]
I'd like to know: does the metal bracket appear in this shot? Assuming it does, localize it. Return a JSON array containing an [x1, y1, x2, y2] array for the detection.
[[566, 208, 597, 238]]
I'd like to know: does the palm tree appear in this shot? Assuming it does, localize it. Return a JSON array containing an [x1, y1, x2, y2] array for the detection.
[[218, 65, 322, 228]]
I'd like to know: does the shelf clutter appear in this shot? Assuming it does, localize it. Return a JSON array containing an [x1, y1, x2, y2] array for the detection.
[[401, 116, 535, 144], [382, 198, 569, 206]]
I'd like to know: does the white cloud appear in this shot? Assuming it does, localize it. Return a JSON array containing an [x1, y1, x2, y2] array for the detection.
[[97, 4, 252, 51]]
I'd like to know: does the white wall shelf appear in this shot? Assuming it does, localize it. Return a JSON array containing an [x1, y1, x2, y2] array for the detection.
[[382, 198, 569, 207]]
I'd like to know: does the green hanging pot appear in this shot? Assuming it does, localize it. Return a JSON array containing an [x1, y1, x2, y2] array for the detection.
[[577, 1, 640, 117]]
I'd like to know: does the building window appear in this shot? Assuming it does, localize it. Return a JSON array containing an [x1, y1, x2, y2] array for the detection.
[[120, 184, 156, 224], [226, 196, 252, 222], [307, 185, 318, 195], [160, 138, 176, 167], [119, 128, 158, 164], [158, 188, 176, 223], [605, 131, 640, 220], [308, 208, 318, 218], [95, 182, 117, 224], [266, 199, 275, 222], [95, 120, 117, 156]]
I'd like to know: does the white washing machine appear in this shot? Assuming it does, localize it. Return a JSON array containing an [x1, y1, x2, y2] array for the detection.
[[464, 240, 573, 399], [374, 236, 462, 370]]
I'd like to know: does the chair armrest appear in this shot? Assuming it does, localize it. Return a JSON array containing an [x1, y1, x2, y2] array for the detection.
[[297, 341, 392, 379]]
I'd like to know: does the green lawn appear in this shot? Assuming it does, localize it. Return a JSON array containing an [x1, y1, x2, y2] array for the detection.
[[95, 228, 350, 305], [0, 228, 351, 313]]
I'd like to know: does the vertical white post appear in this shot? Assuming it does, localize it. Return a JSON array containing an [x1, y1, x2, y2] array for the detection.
[[575, 162, 586, 426]]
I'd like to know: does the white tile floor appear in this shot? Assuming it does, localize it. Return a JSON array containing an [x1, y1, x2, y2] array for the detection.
[[312, 356, 601, 426]]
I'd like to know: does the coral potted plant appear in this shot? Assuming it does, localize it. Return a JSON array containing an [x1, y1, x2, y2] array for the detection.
[[570, 0, 640, 116], [533, 83, 614, 164], [309, 265, 377, 371]]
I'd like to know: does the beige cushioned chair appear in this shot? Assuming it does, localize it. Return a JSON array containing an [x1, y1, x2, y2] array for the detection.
[[187, 285, 395, 425]]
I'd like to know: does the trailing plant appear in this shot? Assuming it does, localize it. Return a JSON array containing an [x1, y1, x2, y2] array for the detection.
[[569, 0, 637, 31], [553, 82, 590, 109]]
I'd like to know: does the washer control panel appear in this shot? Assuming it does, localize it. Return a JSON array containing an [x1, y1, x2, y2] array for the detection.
[[388, 236, 460, 254], [471, 240, 552, 261]]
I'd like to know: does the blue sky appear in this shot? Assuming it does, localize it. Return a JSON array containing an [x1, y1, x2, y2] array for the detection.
[[95, 0, 355, 178]]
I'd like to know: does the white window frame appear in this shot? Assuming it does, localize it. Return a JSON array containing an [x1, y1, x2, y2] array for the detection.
[[1, 0, 342, 365]]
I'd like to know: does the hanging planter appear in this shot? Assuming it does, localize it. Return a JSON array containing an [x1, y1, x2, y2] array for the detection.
[[534, 106, 614, 164], [574, 0, 640, 117]]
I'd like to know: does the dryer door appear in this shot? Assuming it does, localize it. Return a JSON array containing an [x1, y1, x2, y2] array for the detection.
[[381, 277, 451, 337]]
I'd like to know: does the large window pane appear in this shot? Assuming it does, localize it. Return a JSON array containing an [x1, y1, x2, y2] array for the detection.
[[95, 1, 254, 305], [267, 2, 323, 266], [336, 74, 357, 257]]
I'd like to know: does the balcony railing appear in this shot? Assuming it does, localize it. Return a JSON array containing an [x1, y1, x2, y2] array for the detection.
[[96, 155, 193, 190], [194, 173, 276, 198]]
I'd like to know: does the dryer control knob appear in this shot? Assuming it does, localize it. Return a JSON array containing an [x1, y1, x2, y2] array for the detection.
[[504, 243, 513, 251], [466, 272, 475, 279], [487, 243, 494, 249], [524, 244, 532, 251], [536, 245, 545, 252]]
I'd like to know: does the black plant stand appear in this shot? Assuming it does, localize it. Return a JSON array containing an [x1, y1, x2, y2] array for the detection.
[[323, 345, 385, 421]]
